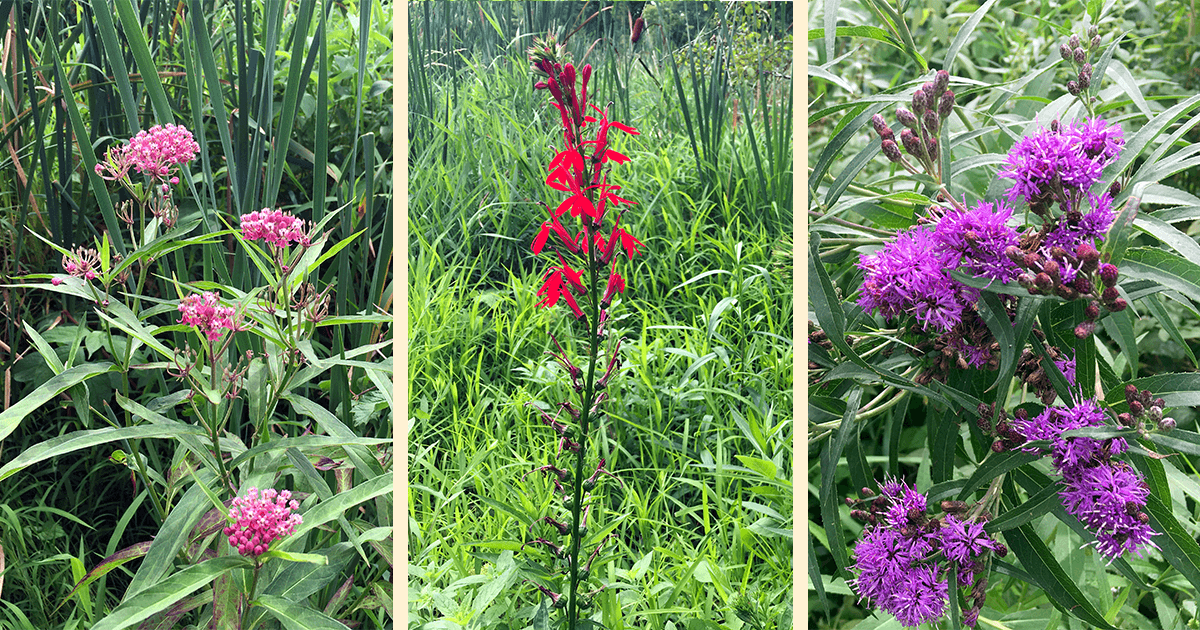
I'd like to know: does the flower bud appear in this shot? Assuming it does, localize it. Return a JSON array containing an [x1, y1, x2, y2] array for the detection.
[[1099, 263, 1119, 287], [1125, 383, 1139, 401], [1049, 246, 1070, 262], [1074, 47, 1087, 64], [1069, 34, 1081, 50], [1149, 405, 1163, 423], [1074, 321, 1095, 339], [1159, 417, 1177, 431], [1101, 286, 1120, 302], [1015, 408, 1029, 421], [939, 90, 955, 118], [881, 139, 903, 163], [1005, 245, 1024, 264], [1017, 273, 1035, 289], [1042, 259, 1061, 281], [1067, 80, 1080, 95], [1154, 398, 1165, 409], [1109, 181, 1121, 196], [1023, 252, 1042, 268], [1085, 301, 1100, 320], [1056, 284, 1079, 301], [934, 69, 950, 94], [872, 114, 889, 138], [1088, 25, 1099, 39], [927, 137, 939, 161], [1073, 275, 1093, 294], [1035, 273, 1053, 291], [1091, 35, 1101, 48], [1106, 297, 1127, 312], [1080, 62, 1093, 78], [1130, 400, 1144, 417], [992, 440, 1006, 453], [896, 107, 919, 129], [923, 109, 940, 135], [912, 89, 927, 113], [1060, 43, 1073, 61], [1078, 69, 1091, 91], [900, 128, 924, 157]]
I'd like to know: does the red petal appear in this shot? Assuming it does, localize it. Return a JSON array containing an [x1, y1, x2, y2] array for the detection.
[[532, 224, 551, 254], [603, 149, 630, 164], [608, 121, 639, 135]]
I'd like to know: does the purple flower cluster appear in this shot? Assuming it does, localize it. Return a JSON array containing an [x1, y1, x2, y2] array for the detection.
[[857, 227, 967, 333], [999, 118, 1124, 208], [1041, 191, 1115, 256], [1013, 398, 1157, 559], [850, 479, 1001, 628], [224, 487, 303, 557], [932, 199, 1022, 283]]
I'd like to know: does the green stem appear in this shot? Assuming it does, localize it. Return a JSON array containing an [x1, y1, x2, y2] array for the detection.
[[241, 559, 261, 629]]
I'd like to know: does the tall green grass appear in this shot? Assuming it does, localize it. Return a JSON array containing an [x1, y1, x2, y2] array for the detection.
[[409, 2, 792, 626]]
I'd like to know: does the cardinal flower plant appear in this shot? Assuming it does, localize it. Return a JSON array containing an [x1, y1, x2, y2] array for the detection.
[[517, 35, 642, 626]]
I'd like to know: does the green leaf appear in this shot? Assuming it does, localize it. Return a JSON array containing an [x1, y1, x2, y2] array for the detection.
[[1134, 458, 1200, 594], [957, 451, 1041, 501], [262, 544, 354, 601], [1144, 294, 1198, 370], [1103, 372, 1200, 410], [89, 556, 251, 630], [819, 388, 861, 580], [943, 0, 999, 75], [256, 595, 352, 630], [985, 482, 1060, 533], [281, 473, 393, 546], [1122, 247, 1200, 305], [0, 362, 119, 444], [1003, 525, 1116, 629], [58, 542, 153, 613]]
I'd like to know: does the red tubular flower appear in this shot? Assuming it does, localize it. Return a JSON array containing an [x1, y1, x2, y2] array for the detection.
[[601, 270, 625, 308], [536, 266, 585, 319]]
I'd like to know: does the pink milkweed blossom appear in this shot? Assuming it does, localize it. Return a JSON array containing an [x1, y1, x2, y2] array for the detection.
[[240, 208, 312, 248], [223, 487, 303, 557], [62, 246, 102, 281], [178, 291, 239, 341], [96, 124, 200, 182]]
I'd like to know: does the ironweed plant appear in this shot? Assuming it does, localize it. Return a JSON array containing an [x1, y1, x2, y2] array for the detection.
[[812, 7, 1200, 629], [518, 34, 643, 628]]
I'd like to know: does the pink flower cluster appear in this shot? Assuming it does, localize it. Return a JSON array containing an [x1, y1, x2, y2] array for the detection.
[[223, 487, 303, 557], [240, 209, 311, 248], [61, 246, 101, 281], [178, 292, 238, 341], [96, 124, 199, 182]]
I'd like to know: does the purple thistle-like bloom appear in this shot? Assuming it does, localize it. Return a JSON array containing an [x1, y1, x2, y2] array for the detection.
[[1043, 192, 1115, 256], [1014, 398, 1157, 559], [940, 515, 1000, 564], [1054, 354, 1077, 386], [857, 227, 971, 333], [1000, 119, 1124, 206], [888, 563, 949, 628], [932, 199, 1022, 283]]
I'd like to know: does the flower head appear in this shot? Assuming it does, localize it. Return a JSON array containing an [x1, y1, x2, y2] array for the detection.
[[931, 199, 1022, 283], [223, 487, 303, 556], [98, 124, 200, 182], [240, 209, 311, 249], [178, 292, 240, 341], [857, 227, 970, 332], [62, 246, 102, 281]]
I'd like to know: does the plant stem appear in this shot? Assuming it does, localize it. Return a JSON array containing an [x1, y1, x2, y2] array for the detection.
[[241, 559, 261, 629], [566, 222, 602, 629]]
